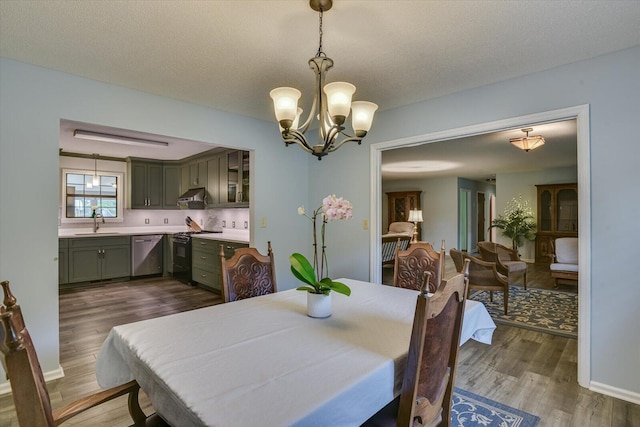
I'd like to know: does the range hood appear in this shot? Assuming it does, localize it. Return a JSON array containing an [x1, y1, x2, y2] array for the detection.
[[177, 187, 206, 209]]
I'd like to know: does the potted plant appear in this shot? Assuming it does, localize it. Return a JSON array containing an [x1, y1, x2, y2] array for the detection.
[[291, 194, 352, 318], [489, 195, 537, 250]]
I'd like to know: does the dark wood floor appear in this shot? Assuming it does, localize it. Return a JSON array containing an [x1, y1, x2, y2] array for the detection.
[[1, 274, 638, 426]]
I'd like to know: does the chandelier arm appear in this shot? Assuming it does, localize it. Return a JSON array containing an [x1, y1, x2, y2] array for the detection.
[[322, 125, 342, 151], [326, 135, 363, 153], [283, 130, 314, 153], [297, 96, 317, 135]]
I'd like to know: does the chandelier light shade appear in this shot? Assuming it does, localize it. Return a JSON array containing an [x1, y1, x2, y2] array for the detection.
[[269, 0, 378, 160], [510, 127, 545, 152]]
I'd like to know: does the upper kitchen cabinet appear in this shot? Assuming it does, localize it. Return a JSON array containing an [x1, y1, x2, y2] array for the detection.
[[163, 163, 181, 209], [183, 159, 207, 190], [206, 155, 222, 205], [222, 150, 249, 206], [128, 159, 163, 209]]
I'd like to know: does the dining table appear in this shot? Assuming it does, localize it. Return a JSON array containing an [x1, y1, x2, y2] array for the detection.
[[96, 278, 496, 427]]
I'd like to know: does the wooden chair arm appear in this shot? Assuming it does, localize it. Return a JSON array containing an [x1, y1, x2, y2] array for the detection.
[[464, 255, 509, 288], [53, 380, 147, 426]]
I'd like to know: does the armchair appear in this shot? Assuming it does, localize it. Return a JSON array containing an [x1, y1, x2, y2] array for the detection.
[[549, 237, 578, 286], [450, 248, 510, 315], [477, 241, 528, 289]]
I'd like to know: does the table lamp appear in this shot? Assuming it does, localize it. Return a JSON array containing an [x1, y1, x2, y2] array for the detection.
[[408, 209, 423, 242]]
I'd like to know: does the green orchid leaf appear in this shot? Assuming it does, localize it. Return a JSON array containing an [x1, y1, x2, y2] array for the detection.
[[289, 253, 317, 286], [295, 286, 317, 293], [327, 279, 351, 297]]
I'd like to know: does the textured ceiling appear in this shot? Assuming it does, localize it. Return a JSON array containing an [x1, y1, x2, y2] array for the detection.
[[1, 1, 638, 179]]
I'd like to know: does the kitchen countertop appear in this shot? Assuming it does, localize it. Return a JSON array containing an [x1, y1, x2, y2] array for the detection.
[[58, 226, 250, 243]]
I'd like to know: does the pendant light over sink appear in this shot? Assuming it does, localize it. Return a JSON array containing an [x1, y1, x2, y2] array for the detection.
[[269, 0, 378, 160]]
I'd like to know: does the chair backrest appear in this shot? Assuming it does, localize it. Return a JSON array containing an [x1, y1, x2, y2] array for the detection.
[[478, 241, 518, 262], [220, 241, 277, 303], [394, 241, 445, 293], [388, 222, 414, 235], [450, 248, 506, 285], [1, 280, 56, 426], [395, 266, 469, 427], [554, 237, 578, 264]]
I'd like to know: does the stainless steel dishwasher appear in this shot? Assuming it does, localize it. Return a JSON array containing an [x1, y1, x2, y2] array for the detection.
[[131, 235, 164, 277]]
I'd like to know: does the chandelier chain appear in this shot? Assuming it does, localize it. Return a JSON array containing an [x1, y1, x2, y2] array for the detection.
[[316, 8, 325, 57]]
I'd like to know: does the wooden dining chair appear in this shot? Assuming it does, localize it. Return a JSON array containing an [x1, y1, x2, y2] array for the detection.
[[0, 280, 166, 427], [363, 262, 470, 427], [450, 248, 509, 315], [393, 240, 445, 293], [220, 241, 277, 303]]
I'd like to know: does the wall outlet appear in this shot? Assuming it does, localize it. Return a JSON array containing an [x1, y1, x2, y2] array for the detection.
[[232, 221, 236, 228], [222, 220, 226, 228], [260, 217, 267, 228], [164, 218, 168, 224], [145, 218, 149, 224], [244, 221, 248, 229]]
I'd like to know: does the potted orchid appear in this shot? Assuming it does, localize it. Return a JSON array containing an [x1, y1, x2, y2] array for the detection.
[[290, 194, 352, 317]]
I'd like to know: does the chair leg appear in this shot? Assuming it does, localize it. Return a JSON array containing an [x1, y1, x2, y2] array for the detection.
[[523, 270, 527, 290], [489, 291, 493, 302], [503, 289, 508, 315]]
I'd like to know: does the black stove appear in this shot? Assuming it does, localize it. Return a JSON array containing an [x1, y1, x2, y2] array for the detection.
[[173, 230, 219, 244], [172, 230, 221, 284]]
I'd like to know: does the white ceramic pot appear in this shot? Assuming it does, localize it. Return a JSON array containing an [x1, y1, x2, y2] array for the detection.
[[307, 292, 332, 318]]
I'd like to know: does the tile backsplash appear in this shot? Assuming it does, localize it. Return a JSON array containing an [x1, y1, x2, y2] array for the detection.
[[59, 207, 250, 231]]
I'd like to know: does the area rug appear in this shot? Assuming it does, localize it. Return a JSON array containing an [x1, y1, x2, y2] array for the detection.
[[470, 286, 577, 338], [452, 388, 540, 426]]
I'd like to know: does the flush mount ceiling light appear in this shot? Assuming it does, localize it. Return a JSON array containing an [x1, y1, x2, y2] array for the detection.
[[73, 130, 169, 147], [510, 127, 545, 152], [269, 0, 378, 160]]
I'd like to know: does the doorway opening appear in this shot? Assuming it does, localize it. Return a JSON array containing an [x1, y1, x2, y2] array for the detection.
[[371, 105, 591, 387]]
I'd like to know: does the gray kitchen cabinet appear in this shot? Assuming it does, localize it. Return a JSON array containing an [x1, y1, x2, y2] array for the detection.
[[219, 150, 250, 206], [191, 237, 248, 292], [68, 236, 131, 283], [129, 160, 163, 209], [163, 164, 181, 209], [206, 155, 222, 205], [189, 160, 208, 189], [59, 238, 69, 285]]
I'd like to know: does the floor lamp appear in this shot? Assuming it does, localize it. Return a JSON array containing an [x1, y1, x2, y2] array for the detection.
[[408, 209, 423, 243]]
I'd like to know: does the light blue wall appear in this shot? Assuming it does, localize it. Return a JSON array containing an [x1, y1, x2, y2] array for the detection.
[[308, 46, 640, 397], [2, 44, 639, 398], [0, 58, 310, 381]]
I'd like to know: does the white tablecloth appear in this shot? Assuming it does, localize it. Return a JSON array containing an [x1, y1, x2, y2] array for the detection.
[[96, 278, 495, 427]]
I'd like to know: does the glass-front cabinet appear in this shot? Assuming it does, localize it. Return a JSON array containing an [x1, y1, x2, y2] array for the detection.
[[224, 150, 249, 205], [535, 183, 578, 263]]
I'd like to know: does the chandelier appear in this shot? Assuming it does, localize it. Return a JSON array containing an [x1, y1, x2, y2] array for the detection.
[[510, 127, 545, 152], [269, 0, 378, 160]]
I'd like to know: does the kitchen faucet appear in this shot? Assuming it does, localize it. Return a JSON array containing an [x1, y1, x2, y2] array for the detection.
[[93, 209, 105, 232]]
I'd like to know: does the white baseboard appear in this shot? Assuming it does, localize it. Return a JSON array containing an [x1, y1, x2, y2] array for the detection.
[[590, 381, 640, 405], [0, 365, 65, 396]]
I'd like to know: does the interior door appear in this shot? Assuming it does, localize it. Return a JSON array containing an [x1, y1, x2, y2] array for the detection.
[[477, 192, 486, 242]]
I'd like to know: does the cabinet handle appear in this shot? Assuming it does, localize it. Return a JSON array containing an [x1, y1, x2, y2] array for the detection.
[[200, 242, 206, 245], [200, 274, 207, 278], [200, 256, 207, 260]]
